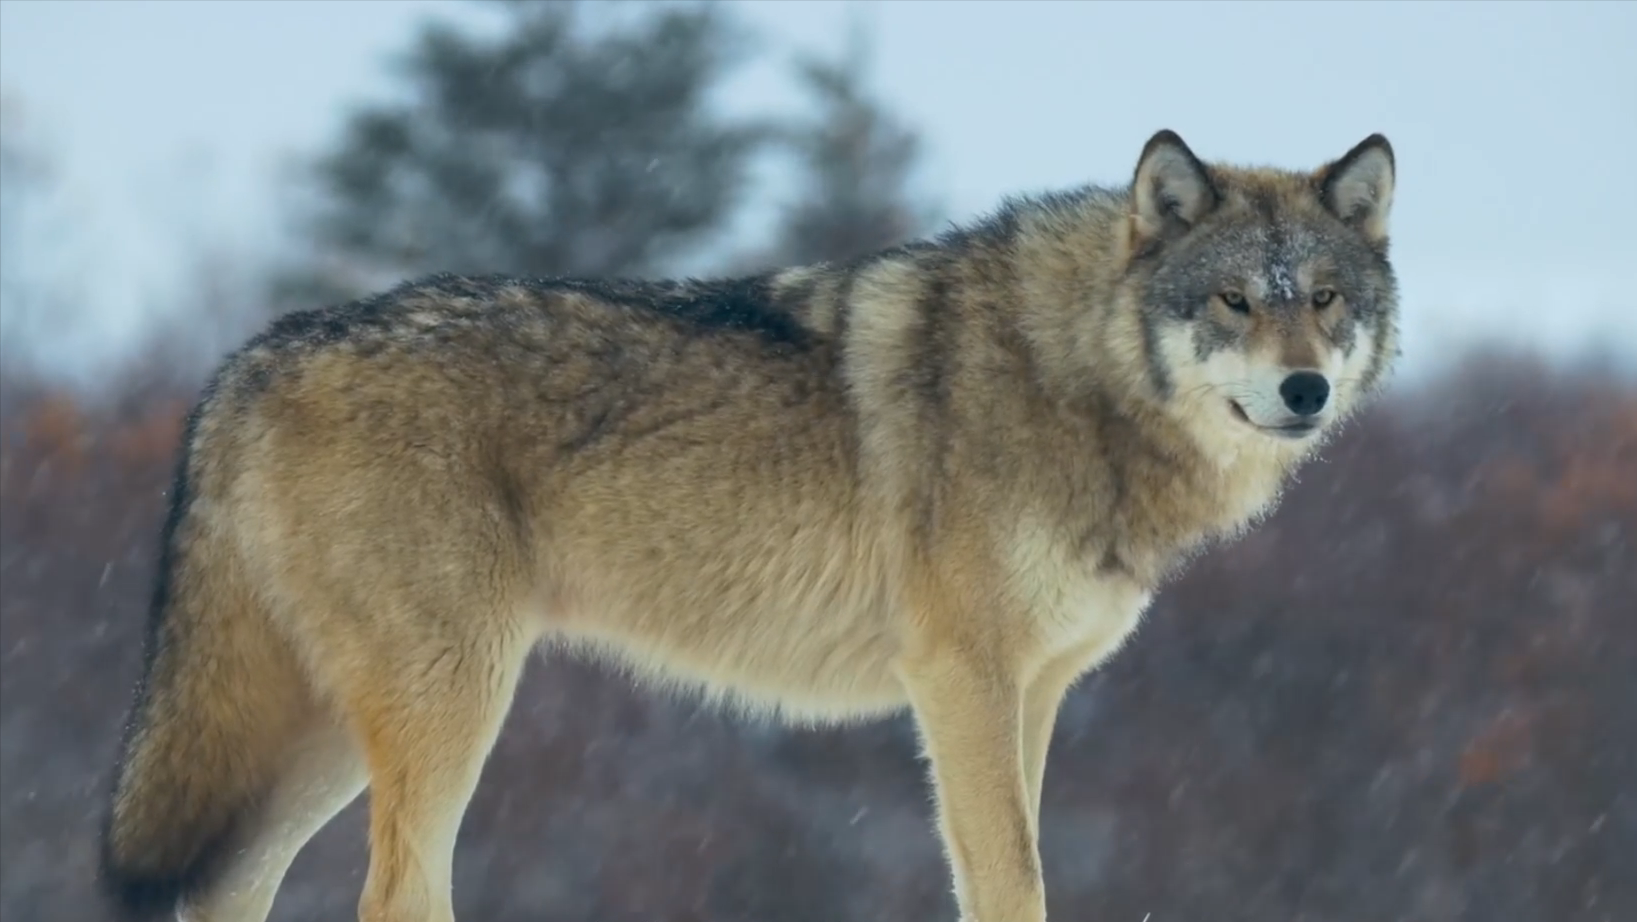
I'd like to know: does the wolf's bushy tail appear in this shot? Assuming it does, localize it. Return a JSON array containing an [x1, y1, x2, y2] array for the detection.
[[99, 430, 312, 919]]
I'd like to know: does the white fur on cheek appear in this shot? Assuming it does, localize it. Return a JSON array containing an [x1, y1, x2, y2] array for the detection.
[[1157, 325, 1290, 429], [1326, 329, 1377, 417], [1156, 325, 1260, 460]]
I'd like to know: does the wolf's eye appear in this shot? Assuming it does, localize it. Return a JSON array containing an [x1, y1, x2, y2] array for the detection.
[[1311, 288, 1337, 309], [1220, 290, 1250, 313]]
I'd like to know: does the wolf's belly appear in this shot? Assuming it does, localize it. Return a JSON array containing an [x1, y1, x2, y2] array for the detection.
[[555, 611, 909, 723], [544, 549, 911, 723]]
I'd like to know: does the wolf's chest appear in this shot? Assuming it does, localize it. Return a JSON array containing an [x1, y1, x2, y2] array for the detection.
[[1005, 528, 1156, 658], [1041, 570, 1154, 658]]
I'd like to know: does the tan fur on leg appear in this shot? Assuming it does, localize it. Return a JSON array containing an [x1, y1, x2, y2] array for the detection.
[[346, 622, 535, 922]]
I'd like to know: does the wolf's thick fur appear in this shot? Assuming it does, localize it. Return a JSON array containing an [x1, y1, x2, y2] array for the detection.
[[101, 130, 1399, 921]]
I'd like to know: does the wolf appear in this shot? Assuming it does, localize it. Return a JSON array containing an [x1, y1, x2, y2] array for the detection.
[[99, 129, 1399, 922]]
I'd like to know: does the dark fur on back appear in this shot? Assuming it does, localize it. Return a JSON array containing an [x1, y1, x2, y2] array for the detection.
[[260, 271, 820, 353]]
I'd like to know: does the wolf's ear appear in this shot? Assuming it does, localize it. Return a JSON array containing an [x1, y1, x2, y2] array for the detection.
[[1130, 130, 1219, 250], [1318, 134, 1394, 243]]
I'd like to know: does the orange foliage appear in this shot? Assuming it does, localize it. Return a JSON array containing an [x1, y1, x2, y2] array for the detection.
[[1458, 708, 1537, 786], [17, 393, 90, 474], [108, 399, 188, 466]]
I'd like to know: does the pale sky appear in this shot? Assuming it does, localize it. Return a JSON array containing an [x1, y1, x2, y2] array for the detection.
[[2, 0, 1634, 383]]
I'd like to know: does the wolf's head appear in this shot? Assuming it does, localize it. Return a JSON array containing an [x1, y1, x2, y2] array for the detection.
[[1118, 130, 1400, 454]]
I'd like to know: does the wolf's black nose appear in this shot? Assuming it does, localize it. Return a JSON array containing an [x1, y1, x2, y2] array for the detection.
[[1279, 372, 1330, 416]]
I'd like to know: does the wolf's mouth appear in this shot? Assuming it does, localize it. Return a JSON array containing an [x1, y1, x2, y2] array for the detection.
[[1229, 400, 1320, 440]]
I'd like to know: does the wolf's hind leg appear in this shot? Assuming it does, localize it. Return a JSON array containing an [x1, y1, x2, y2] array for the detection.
[[181, 722, 367, 922], [338, 614, 536, 922]]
